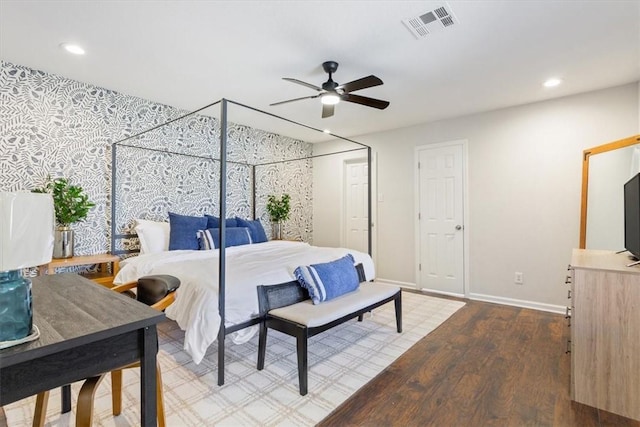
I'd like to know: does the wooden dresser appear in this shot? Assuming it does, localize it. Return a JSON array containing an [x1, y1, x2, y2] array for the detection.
[[568, 249, 640, 420]]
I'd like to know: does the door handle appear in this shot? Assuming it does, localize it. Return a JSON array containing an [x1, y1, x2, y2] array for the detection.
[[455, 225, 462, 230]]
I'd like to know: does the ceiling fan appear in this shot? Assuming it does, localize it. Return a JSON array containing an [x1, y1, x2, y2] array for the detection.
[[270, 61, 390, 118]]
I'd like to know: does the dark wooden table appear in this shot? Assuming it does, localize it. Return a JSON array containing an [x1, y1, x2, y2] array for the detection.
[[0, 273, 164, 426]]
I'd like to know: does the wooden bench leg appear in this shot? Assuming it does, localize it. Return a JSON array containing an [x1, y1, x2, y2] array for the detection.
[[296, 331, 308, 396], [257, 321, 268, 370], [395, 292, 403, 333]]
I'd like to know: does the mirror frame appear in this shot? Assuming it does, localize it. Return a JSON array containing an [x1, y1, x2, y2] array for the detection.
[[579, 134, 640, 248]]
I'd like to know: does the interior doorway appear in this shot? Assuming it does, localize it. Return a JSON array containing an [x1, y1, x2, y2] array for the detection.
[[415, 141, 467, 296], [342, 158, 369, 254]]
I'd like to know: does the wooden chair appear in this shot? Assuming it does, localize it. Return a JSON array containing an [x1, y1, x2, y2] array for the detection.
[[33, 275, 179, 427]]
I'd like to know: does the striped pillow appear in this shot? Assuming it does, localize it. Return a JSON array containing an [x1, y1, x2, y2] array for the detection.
[[294, 254, 360, 304], [197, 227, 252, 250]]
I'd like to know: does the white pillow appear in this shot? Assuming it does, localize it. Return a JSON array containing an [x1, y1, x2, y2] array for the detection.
[[134, 219, 170, 254]]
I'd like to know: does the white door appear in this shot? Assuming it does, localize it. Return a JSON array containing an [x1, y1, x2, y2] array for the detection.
[[344, 159, 368, 253], [417, 143, 465, 295]]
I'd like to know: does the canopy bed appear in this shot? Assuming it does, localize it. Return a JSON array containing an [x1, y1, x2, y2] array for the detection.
[[110, 99, 373, 385]]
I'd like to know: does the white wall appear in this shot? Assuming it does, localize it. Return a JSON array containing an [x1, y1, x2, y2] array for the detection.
[[316, 82, 639, 310]]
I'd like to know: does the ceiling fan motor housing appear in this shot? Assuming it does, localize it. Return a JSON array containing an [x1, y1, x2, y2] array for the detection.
[[322, 61, 339, 74], [322, 61, 340, 91]]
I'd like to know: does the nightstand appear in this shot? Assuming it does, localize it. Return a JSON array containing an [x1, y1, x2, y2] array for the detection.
[[39, 253, 120, 287]]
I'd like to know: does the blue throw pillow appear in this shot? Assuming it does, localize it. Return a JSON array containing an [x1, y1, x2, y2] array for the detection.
[[204, 214, 238, 229], [235, 217, 268, 243], [168, 212, 208, 250], [294, 254, 360, 304], [198, 227, 252, 249], [204, 214, 219, 229]]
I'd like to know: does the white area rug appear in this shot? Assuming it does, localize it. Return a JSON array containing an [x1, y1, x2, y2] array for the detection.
[[4, 292, 464, 426]]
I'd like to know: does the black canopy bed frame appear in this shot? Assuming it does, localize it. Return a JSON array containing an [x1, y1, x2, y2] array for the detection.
[[110, 98, 372, 385]]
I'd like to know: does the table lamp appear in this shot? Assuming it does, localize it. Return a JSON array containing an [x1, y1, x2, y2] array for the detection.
[[0, 192, 54, 342]]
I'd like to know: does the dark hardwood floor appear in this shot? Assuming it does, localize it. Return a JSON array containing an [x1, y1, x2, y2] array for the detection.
[[318, 294, 640, 427]]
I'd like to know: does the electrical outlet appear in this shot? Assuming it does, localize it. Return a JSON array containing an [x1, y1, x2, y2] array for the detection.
[[515, 272, 524, 285]]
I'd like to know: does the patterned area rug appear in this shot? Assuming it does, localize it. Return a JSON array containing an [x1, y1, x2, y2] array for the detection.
[[4, 291, 464, 426]]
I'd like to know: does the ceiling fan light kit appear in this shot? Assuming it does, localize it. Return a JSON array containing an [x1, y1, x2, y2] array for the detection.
[[271, 61, 389, 118], [321, 94, 340, 105]]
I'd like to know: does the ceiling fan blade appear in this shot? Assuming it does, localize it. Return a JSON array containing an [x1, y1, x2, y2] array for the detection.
[[337, 75, 383, 93], [270, 94, 320, 106], [342, 93, 389, 110], [283, 77, 323, 92], [322, 103, 335, 118]]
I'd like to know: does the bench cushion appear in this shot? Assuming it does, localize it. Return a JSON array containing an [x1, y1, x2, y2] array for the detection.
[[268, 282, 400, 328]]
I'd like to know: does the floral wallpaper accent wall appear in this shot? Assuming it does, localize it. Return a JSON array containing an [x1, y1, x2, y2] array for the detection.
[[0, 61, 313, 255]]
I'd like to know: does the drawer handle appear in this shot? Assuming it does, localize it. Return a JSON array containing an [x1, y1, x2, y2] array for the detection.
[[567, 264, 572, 271], [567, 289, 572, 299], [565, 306, 572, 319], [565, 275, 572, 284], [565, 339, 571, 354]]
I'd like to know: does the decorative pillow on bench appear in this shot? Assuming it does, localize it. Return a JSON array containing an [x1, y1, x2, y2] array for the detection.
[[294, 254, 360, 304]]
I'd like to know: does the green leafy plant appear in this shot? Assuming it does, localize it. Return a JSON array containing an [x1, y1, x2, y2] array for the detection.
[[32, 177, 95, 227], [266, 194, 291, 223]]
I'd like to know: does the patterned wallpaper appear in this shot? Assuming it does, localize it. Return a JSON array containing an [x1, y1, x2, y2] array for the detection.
[[0, 60, 313, 256]]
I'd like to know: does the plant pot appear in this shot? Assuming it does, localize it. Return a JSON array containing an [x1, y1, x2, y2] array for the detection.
[[53, 227, 74, 259], [272, 222, 282, 240]]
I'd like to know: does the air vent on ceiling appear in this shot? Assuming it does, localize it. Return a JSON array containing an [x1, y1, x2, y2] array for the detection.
[[402, 3, 458, 39]]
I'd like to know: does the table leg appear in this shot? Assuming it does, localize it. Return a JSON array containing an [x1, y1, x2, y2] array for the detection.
[[140, 326, 158, 427], [61, 384, 71, 413]]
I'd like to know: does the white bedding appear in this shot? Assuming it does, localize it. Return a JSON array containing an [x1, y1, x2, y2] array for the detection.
[[114, 240, 375, 364]]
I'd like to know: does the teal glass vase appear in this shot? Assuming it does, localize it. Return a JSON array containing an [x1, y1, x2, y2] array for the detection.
[[0, 270, 33, 341]]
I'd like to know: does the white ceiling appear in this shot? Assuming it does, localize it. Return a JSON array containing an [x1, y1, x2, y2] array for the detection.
[[1, 1, 639, 142]]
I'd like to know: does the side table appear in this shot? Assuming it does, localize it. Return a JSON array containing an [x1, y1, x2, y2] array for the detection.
[[39, 254, 120, 287]]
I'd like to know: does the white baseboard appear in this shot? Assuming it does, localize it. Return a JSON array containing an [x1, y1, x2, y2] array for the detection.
[[375, 279, 566, 314], [468, 293, 566, 314]]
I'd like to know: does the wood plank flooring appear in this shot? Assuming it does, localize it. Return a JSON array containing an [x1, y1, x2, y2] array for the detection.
[[318, 294, 640, 427]]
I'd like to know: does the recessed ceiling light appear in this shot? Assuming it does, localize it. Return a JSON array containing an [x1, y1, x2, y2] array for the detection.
[[323, 129, 331, 134], [543, 78, 562, 88], [60, 43, 85, 55]]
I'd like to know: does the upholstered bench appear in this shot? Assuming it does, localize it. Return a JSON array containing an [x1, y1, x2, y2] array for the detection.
[[256, 264, 402, 395]]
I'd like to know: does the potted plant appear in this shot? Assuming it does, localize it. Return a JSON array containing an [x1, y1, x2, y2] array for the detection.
[[266, 194, 290, 240], [33, 177, 95, 258]]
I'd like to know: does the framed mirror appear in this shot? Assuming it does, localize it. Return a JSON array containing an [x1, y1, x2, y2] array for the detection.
[[580, 134, 640, 249]]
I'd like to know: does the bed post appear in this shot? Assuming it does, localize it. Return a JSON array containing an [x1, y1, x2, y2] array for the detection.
[[251, 165, 256, 220], [367, 146, 372, 256], [111, 142, 117, 255], [218, 99, 228, 386]]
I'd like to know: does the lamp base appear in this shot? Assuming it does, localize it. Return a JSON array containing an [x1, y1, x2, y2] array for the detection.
[[0, 270, 33, 341]]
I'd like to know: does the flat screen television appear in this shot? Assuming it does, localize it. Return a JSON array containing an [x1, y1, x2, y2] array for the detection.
[[624, 172, 640, 260]]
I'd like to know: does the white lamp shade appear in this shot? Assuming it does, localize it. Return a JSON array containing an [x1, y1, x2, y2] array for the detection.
[[0, 192, 55, 271]]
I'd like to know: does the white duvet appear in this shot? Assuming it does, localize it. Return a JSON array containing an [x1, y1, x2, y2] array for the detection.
[[114, 240, 375, 364]]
